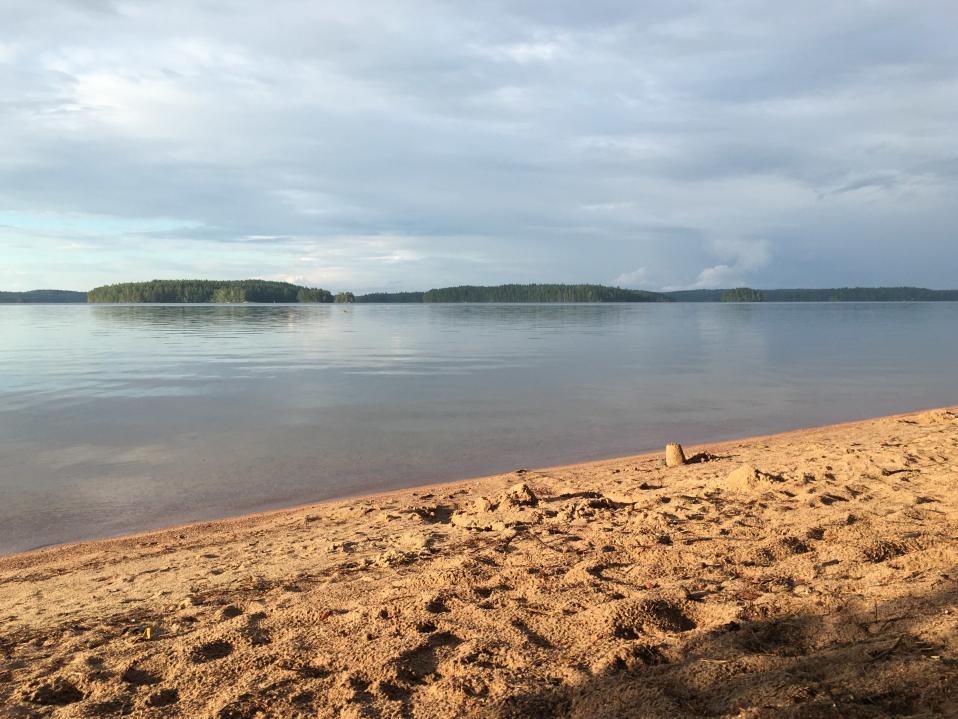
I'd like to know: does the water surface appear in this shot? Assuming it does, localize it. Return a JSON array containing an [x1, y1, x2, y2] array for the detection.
[[2, 302, 956, 554]]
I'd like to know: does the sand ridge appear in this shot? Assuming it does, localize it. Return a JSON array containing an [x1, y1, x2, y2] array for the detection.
[[2, 408, 958, 717]]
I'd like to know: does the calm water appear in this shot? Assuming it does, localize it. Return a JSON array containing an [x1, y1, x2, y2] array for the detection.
[[2, 302, 957, 554]]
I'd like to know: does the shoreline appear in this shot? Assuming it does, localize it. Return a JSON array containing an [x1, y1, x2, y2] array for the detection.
[[3, 404, 958, 717], [3, 403, 952, 567]]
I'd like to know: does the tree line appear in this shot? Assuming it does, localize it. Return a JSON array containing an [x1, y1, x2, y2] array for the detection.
[[685, 287, 958, 302], [758, 287, 958, 302], [9, 282, 958, 304], [0, 290, 87, 303], [355, 292, 425, 303], [720, 287, 766, 302], [419, 284, 666, 303], [87, 280, 333, 303]]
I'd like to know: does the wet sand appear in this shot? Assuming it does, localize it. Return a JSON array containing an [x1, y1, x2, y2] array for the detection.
[[2, 408, 958, 717]]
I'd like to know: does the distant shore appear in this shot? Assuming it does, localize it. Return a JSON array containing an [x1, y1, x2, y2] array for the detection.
[[3, 407, 958, 717], [6, 282, 958, 304]]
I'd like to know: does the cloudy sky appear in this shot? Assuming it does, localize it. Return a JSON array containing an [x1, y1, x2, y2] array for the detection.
[[1, 1, 956, 293]]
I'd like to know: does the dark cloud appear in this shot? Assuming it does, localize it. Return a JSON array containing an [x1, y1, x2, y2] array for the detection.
[[0, 0, 956, 292]]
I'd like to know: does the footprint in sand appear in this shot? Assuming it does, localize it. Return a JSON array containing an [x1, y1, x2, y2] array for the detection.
[[120, 664, 160, 686], [393, 632, 462, 684], [423, 596, 449, 614], [146, 688, 179, 707], [864, 539, 909, 563], [243, 612, 271, 646], [608, 598, 696, 639], [220, 604, 244, 620], [190, 639, 234, 663], [217, 693, 266, 719], [23, 677, 84, 706]]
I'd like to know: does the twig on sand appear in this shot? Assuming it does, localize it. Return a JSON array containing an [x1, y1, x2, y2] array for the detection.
[[525, 531, 571, 554], [857, 615, 912, 635], [867, 636, 903, 662]]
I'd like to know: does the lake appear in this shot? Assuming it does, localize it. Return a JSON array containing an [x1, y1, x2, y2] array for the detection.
[[2, 302, 957, 554]]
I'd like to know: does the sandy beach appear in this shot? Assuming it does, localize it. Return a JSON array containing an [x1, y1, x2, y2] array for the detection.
[[2, 407, 958, 718]]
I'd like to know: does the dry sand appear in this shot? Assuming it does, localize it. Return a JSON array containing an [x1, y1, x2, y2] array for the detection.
[[3, 408, 958, 718]]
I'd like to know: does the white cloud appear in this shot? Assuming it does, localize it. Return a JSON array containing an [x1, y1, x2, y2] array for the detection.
[[486, 40, 562, 64], [612, 267, 649, 287], [689, 264, 742, 289], [671, 237, 772, 289]]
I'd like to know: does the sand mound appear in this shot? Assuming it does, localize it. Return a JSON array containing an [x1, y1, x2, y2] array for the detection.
[[724, 463, 779, 492]]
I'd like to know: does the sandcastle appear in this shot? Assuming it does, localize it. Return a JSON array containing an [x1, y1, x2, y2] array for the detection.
[[665, 442, 687, 467]]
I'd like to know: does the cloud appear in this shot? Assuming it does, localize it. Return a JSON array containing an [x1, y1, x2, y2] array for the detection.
[[670, 237, 772, 290], [1, 1, 957, 290], [688, 264, 742, 289], [612, 267, 648, 288]]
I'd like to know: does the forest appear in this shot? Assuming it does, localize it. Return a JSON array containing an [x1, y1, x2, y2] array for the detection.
[[0, 290, 87, 303], [421, 284, 666, 303], [87, 280, 333, 303], [656, 287, 958, 302], [758, 287, 958, 302], [355, 292, 426, 303], [720, 287, 766, 302], [349, 285, 958, 304]]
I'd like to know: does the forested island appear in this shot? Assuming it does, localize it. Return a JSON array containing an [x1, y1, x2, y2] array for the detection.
[[760, 287, 958, 302], [0, 290, 87, 303], [423, 284, 664, 303], [662, 287, 958, 302], [87, 280, 333, 303], [354, 284, 666, 302], [356, 285, 958, 303], [6, 282, 958, 304]]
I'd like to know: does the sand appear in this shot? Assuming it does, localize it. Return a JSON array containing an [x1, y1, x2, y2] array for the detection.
[[2, 407, 958, 718]]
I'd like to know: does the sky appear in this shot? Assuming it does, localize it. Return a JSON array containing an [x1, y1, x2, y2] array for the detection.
[[1, 0, 957, 293]]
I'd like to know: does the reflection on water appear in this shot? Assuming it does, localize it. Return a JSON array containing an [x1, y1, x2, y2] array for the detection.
[[2, 302, 957, 553]]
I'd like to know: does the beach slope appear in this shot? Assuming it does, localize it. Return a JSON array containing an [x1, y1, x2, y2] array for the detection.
[[2, 408, 958, 717]]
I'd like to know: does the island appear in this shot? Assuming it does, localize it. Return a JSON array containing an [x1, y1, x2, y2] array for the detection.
[[0, 290, 87, 303], [86, 280, 334, 303]]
